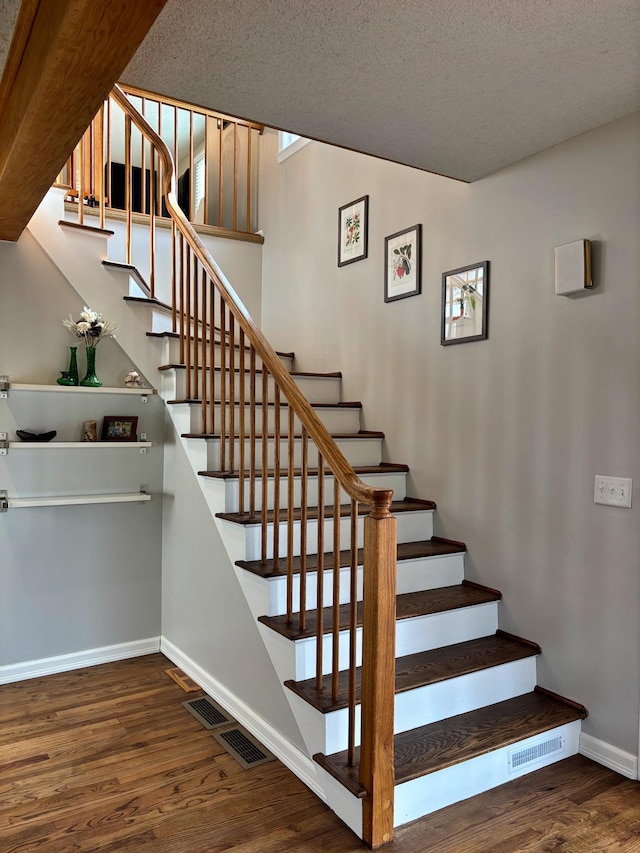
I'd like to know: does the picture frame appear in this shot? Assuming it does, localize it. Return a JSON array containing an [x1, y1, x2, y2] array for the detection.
[[338, 195, 369, 266], [101, 415, 138, 442], [384, 224, 422, 303], [441, 261, 490, 345]]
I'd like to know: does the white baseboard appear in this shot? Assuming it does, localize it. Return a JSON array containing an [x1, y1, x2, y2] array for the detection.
[[160, 636, 325, 801], [0, 637, 161, 685], [580, 732, 638, 780]]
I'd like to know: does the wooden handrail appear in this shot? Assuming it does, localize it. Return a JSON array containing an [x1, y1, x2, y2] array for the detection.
[[109, 84, 397, 848]]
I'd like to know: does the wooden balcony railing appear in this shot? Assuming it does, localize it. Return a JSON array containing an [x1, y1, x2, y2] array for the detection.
[[56, 84, 263, 274], [68, 84, 397, 848]]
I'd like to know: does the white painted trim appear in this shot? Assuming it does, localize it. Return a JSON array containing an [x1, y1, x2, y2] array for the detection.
[[579, 732, 638, 780], [0, 637, 161, 684], [160, 636, 326, 800], [276, 136, 312, 163]]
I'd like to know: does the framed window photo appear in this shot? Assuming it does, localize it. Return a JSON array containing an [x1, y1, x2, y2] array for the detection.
[[338, 195, 368, 266], [384, 224, 422, 303], [101, 416, 138, 442], [441, 261, 489, 345]]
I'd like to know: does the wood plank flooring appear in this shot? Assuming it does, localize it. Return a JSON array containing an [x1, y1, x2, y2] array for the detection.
[[0, 653, 638, 852]]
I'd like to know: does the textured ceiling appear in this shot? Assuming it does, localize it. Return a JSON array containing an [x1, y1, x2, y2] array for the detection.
[[122, 0, 640, 181], [0, 0, 21, 79]]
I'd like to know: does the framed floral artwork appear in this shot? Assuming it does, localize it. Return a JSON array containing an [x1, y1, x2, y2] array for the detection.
[[441, 261, 489, 345], [384, 224, 422, 302], [338, 195, 369, 266]]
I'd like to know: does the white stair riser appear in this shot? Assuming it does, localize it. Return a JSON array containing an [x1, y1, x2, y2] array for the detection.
[[291, 656, 538, 755], [265, 552, 465, 616], [181, 433, 383, 472], [229, 509, 434, 562], [151, 307, 174, 333], [288, 602, 498, 681], [157, 335, 294, 371], [394, 721, 581, 827], [216, 470, 407, 514], [173, 399, 361, 435], [162, 370, 341, 405]]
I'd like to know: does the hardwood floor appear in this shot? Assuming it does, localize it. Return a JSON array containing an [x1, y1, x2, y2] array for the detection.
[[0, 653, 638, 852]]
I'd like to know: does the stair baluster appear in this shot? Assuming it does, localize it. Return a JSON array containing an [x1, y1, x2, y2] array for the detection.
[[286, 405, 295, 621], [200, 267, 208, 434], [273, 386, 281, 568], [238, 329, 246, 513], [316, 454, 326, 686], [249, 347, 257, 516], [185, 246, 192, 400], [261, 366, 269, 560], [219, 293, 227, 470]]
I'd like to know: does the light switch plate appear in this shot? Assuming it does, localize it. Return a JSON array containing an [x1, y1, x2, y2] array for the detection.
[[594, 475, 632, 508]]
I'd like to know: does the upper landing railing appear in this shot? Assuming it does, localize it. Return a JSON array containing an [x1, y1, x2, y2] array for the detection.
[[56, 84, 263, 249], [57, 85, 397, 848]]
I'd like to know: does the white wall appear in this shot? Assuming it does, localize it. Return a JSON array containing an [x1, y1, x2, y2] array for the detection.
[[0, 232, 164, 667], [258, 115, 640, 758]]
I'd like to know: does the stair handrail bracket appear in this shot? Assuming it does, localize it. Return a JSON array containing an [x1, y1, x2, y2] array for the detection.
[[108, 84, 398, 847]]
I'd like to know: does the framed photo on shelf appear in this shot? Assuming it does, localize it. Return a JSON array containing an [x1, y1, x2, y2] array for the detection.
[[384, 224, 422, 303], [338, 195, 369, 266], [101, 416, 138, 442], [441, 261, 489, 345]]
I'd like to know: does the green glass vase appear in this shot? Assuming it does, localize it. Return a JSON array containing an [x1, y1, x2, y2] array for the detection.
[[57, 346, 79, 386], [80, 346, 101, 387]]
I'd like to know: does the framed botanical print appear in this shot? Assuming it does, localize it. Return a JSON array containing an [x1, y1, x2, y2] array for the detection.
[[384, 224, 422, 302], [338, 195, 369, 266]]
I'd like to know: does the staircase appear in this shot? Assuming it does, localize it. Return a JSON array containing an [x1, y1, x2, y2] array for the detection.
[[28, 86, 587, 848]]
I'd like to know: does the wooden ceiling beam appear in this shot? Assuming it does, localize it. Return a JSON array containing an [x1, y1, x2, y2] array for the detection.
[[0, 0, 168, 242]]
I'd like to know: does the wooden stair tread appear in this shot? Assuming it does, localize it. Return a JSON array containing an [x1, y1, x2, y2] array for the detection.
[[217, 496, 436, 527], [58, 219, 114, 237], [258, 581, 499, 641], [174, 400, 363, 410], [123, 294, 173, 311], [160, 364, 341, 378], [181, 429, 384, 439], [200, 462, 408, 483], [147, 330, 295, 359], [285, 632, 540, 713], [315, 689, 587, 796], [237, 535, 463, 578]]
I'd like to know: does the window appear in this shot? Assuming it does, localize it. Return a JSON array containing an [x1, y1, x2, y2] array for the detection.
[[277, 131, 311, 163], [194, 153, 205, 221]]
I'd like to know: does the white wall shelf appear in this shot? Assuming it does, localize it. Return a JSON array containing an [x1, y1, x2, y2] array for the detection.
[[0, 379, 155, 401], [6, 441, 152, 450], [1, 492, 152, 509]]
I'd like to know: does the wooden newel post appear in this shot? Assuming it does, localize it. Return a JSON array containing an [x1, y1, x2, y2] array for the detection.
[[360, 493, 397, 848]]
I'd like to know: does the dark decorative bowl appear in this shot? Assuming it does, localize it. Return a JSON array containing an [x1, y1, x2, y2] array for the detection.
[[16, 430, 57, 442]]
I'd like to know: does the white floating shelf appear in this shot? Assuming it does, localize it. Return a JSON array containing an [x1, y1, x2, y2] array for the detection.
[[6, 492, 152, 508], [7, 441, 153, 450], [7, 383, 155, 396]]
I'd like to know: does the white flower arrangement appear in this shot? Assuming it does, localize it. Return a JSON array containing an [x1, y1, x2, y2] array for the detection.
[[63, 307, 116, 347]]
